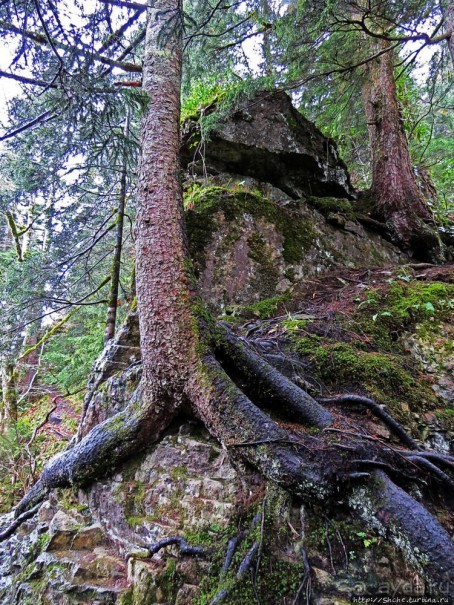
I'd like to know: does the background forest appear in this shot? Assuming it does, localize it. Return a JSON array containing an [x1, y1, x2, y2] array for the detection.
[[0, 1, 453, 602]]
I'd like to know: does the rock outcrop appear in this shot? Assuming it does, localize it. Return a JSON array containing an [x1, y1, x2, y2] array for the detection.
[[185, 180, 407, 309], [0, 417, 433, 605], [180, 90, 409, 309], [182, 91, 354, 200]]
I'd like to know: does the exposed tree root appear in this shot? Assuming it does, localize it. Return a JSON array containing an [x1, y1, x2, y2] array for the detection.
[[216, 327, 333, 428], [190, 354, 334, 499], [407, 455, 454, 491], [409, 451, 454, 469], [209, 542, 259, 605], [0, 503, 42, 541], [148, 536, 208, 558], [292, 546, 311, 605], [318, 394, 421, 450], [351, 471, 454, 593], [14, 385, 179, 517], [3, 331, 453, 597], [220, 531, 248, 579], [208, 587, 230, 605]]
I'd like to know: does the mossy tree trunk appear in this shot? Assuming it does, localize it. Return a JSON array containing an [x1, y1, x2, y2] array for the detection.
[[361, 39, 442, 261], [0, 362, 18, 432]]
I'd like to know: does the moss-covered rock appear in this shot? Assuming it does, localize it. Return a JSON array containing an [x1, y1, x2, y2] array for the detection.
[[292, 335, 437, 421], [309, 196, 356, 220], [181, 90, 354, 199], [185, 182, 407, 309]]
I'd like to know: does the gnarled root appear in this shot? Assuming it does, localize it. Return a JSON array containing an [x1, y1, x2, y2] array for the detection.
[[350, 471, 454, 595], [215, 326, 333, 428], [0, 503, 42, 541], [148, 536, 208, 558], [318, 394, 421, 450], [4, 343, 454, 597], [14, 385, 178, 517]]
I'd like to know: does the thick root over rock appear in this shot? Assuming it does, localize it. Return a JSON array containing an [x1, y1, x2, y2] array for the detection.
[[5, 326, 454, 598], [351, 471, 454, 593], [14, 385, 178, 516]]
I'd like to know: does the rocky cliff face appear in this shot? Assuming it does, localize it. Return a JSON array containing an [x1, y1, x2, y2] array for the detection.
[[181, 90, 408, 309], [1, 93, 452, 605], [185, 180, 406, 309]]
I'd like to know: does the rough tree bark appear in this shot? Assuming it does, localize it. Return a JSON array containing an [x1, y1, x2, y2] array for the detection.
[[445, 0, 454, 64], [361, 39, 443, 261], [5, 0, 454, 598]]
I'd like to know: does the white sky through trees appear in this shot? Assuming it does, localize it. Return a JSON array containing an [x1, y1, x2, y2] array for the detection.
[[0, 0, 439, 132]]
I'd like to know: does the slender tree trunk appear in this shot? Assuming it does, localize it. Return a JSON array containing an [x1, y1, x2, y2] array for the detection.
[[361, 39, 442, 261], [260, 0, 273, 75], [1, 362, 18, 431], [105, 111, 130, 343], [445, 1, 454, 64], [5, 212, 23, 262]]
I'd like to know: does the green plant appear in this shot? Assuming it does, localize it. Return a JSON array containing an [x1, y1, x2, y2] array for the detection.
[[181, 76, 224, 122], [355, 531, 379, 548]]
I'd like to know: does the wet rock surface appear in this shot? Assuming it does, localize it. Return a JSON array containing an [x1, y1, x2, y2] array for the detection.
[[0, 499, 128, 604], [185, 179, 407, 308], [83, 422, 243, 554]]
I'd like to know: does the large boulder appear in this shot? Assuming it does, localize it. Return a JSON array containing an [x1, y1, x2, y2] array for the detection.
[[181, 90, 354, 199]]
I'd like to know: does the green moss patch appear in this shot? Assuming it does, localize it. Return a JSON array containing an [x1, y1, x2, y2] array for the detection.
[[357, 281, 453, 331], [351, 279, 454, 353], [309, 196, 356, 220], [221, 292, 292, 321], [185, 185, 315, 271], [290, 333, 437, 420]]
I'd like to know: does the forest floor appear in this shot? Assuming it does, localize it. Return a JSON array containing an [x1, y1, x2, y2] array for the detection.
[[38, 387, 80, 440], [229, 261, 454, 440]]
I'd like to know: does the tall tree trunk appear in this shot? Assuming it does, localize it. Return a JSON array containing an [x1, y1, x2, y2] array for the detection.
[[361, 40, 442, 261], [105, 110, 130, 343], [445, 1, 454, 64], [260, 0, 273, 75], [135, 0, 200, 409]]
